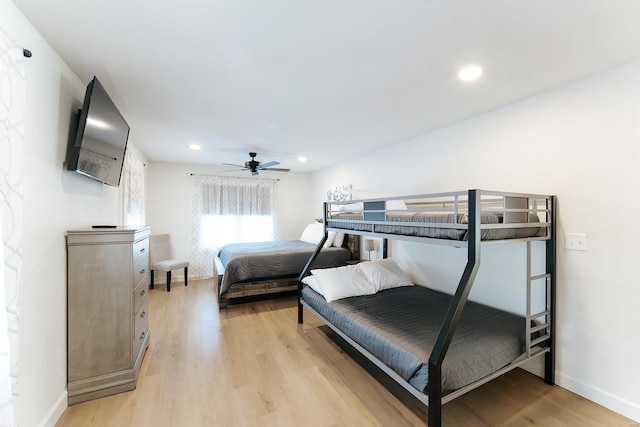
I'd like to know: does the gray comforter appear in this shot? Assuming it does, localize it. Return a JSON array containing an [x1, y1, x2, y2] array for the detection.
[[218, 240, 351, 295], [302, 285, 526, 394]]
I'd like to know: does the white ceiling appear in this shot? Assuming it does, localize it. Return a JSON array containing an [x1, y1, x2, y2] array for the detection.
[[13, 0, 640, 173]]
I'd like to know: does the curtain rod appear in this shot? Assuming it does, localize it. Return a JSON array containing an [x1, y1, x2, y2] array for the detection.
[[190, 173, 279, 181]]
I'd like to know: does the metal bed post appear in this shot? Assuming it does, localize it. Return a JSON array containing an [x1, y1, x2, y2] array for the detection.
[[297, 202, 329, 324], [545, 195, 557, 384], [526, 241, 532, 358], [427, 189, 481, 427]]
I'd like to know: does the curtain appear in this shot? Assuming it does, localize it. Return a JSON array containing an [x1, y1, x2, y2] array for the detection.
[[190, 175, 279, 278], [0, 27, 24, 427], [119, 149, 145, 226]]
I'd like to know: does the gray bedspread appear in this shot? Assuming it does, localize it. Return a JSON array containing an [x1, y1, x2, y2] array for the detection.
[[302, 285, 526, 394], [218, 240, 351, 295], [328, 212, 541, 241]]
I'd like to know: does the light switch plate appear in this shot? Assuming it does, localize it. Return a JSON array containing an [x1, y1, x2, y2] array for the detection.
[[565, 233, 587, 251]]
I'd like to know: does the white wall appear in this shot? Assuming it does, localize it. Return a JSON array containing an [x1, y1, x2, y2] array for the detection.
[[145, 161, 313, 281], [312, 61, 640, 422], [1, 2, 147, 425]]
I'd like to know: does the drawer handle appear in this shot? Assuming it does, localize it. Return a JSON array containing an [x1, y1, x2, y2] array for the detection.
[[141, 311, 146, 318], [140, 290, 146, 297], [140, 247, 145, 253], [140, 269, 145, 276], [140, 332, 146, 340]]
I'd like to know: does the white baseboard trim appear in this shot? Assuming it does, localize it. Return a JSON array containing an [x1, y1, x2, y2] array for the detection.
[[557, 372, 640, 423], [37, 390, 67, 427]]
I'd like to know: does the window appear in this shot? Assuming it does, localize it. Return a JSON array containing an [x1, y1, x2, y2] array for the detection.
[[201, 214, 274, 248], [190, 175, 279, 278]]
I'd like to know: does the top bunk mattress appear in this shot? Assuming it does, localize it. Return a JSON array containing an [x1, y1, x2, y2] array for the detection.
[[325, 190, 553, 243], [302, 285, 527, 394], [327, 211, 542, 241]]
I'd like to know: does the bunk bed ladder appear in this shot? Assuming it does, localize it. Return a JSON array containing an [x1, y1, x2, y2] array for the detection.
[[427, 189, 481, 427], [524, 195, 556, 385], [525, 241, 551, 356]]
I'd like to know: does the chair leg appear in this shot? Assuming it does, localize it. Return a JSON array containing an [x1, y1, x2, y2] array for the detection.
[[150, 270, 154, 289], [167, 271, 171, 292], [184, 267, 188, 287]]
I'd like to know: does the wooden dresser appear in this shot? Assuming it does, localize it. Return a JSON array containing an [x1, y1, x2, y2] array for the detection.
[[66, 226, 151, 404]]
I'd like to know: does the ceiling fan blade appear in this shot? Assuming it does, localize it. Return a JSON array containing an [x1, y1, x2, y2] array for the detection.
[[222, 162, 248, 168], [261, 168, 290, 172], [218, 168, 246, 173], [258, 161, 280, 169]]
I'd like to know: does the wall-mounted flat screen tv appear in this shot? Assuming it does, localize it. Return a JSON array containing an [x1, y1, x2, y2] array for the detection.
[[66, 76, 129, 186]]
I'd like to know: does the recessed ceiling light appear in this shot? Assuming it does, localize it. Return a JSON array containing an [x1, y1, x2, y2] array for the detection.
[[458, 65, 483, 81], [189, 144, 201, 150], [298, 156, 307, 162]]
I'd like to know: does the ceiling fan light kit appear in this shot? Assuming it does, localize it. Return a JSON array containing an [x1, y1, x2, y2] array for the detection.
[[222, 152, 291, 176]]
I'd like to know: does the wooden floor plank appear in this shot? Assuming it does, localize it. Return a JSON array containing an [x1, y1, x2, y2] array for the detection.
[[55, 279, 634, 426]]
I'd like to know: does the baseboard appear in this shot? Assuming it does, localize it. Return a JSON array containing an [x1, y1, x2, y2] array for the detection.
[[557, 372, 640, 423], [38, 390, 67, 427]]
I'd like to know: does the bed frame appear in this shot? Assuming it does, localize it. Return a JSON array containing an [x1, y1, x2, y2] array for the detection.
[[213, 258, 299, 308], [297, 189, 556, 427], [214, 234, 359, 308]]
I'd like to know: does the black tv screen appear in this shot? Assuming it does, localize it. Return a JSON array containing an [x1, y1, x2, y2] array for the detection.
[[66, 76, 130, 186]]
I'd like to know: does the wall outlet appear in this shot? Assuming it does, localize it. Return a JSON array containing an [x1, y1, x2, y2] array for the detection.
[[565, 233, 587, 251]]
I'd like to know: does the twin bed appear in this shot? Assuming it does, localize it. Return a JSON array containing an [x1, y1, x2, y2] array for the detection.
[[297, 189, 556, 427]]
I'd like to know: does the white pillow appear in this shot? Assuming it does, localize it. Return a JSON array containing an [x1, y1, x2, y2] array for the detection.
[[310, 264, 375, 302], [336, 202, 364, 212], [302, 275, 322, 294], [359, 259, 413, 291], [299, 223, 323, 244], [332, 232, 345, 247], [299, 223, 316, 241], [323, 231, 337, 248], [387, 199, 408, 210]]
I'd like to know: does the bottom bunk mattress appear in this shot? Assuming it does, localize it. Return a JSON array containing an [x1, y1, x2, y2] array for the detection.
[[302, 285, 527, 394]]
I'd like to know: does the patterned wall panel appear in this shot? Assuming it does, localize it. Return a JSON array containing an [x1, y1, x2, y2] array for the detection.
[[0, 26, 24, 426]]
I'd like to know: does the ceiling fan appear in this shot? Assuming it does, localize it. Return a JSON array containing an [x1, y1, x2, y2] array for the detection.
[[222, 152, 291, 176]]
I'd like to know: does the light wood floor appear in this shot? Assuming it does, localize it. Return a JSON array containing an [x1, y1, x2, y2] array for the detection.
[[56, 279, 633, 426]]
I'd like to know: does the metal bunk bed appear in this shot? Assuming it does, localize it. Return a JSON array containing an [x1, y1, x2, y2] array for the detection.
[[297, 189, 556, 427]]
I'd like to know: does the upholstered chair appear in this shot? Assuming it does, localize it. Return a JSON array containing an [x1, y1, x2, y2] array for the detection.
[[149, 234, 189, 292]]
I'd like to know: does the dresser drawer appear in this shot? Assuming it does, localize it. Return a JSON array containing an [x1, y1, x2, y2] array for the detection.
[[133, 297, 149, 358], [132, 257, 149, 289], [134, 280, 148, 313], [133, 237, 149, 266]]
